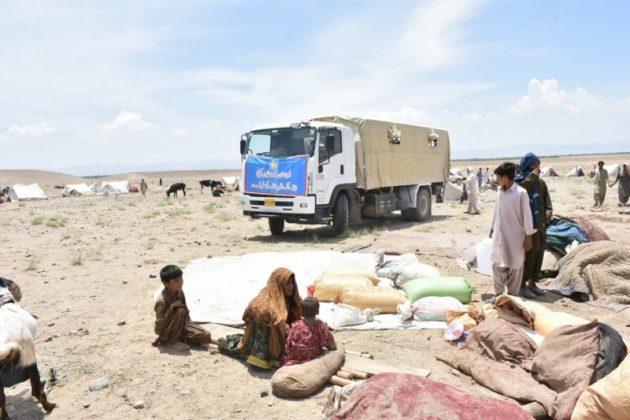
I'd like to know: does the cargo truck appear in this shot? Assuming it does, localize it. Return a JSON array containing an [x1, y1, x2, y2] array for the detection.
[[239, 116, 450, 236]]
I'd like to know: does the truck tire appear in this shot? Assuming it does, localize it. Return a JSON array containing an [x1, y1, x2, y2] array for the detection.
[[331, 193, 349, 236], [268, 218, 285, 235], [402, 187, 432, 222]]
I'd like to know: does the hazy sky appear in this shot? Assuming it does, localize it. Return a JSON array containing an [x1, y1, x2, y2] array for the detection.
[[1, 0, 629, 171]]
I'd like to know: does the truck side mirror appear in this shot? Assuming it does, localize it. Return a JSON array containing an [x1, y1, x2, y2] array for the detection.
[[240, 135, 247, 155], [326, 134, 335, 152]]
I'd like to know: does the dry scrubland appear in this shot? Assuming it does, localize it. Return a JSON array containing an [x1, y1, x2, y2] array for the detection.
[[1, 154, 629, 420]]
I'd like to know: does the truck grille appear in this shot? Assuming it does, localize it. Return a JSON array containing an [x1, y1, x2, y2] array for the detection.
[[250, 200, 293, 207]]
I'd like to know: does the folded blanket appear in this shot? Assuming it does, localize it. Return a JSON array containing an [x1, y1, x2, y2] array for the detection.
[[546, 241, 630, 305]]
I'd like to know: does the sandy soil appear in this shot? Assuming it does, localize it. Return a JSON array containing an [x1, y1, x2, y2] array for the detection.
[[1, 154, 629, 420]]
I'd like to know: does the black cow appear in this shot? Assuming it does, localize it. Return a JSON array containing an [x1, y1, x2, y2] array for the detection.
[[199, 180, 225, 197], [166, 183, 186, 198]]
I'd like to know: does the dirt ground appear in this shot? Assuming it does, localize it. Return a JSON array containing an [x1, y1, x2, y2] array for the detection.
[[1, 153, 629, 420]]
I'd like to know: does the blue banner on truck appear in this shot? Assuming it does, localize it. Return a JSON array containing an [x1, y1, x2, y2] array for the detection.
[[244, 155, 308, 196]]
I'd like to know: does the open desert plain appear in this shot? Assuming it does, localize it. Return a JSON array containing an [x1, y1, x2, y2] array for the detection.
[[1, 153, 629, 420]]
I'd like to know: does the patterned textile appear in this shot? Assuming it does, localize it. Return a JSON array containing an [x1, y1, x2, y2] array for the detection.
[[282, 319, 335, 366]]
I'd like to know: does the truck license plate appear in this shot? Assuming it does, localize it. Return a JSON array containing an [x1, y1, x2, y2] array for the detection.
[[264, 198, 276, 206]]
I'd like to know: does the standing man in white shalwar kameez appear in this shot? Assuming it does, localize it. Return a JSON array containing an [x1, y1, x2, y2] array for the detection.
[[489, 162, 536, 296], [465, 169, 481, 215]]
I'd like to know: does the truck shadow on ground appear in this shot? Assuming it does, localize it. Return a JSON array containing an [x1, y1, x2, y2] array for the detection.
[[246, 215, 452, 245]]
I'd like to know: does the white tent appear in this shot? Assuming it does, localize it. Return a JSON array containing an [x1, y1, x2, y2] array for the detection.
[[567, 166, 585, 177], [62, 183, 94, 197], [449, 168, 465, 183], [443, 182, 463, 201], [221, 176, 240, 192], [604, 164, 620, 179], [540, 166, 559, 177], [89, 180, 130, 194], [8, 183, 47, 201]]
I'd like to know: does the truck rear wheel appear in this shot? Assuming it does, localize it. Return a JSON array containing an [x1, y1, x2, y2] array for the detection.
[[268, 218, 285, 235], [331, 193, 349, 236], [402, 187, 431, 222]]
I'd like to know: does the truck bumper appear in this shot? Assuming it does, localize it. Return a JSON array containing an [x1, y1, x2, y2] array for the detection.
[[240, 194, 317, 216]]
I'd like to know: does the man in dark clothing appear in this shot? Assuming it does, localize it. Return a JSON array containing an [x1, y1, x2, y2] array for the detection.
[[516, 152, 553, 299]]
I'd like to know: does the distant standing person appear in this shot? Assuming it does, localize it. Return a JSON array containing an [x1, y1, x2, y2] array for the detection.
[[610, 163, 630, 206], [477, 168, 483, 188], [465, 168, 481, 214], [516, 153, 553, 299], [140, 179, 148, 196], [159, 177, 163, 186], [489, 162, 535, 297], [593, 161, 610, 207]]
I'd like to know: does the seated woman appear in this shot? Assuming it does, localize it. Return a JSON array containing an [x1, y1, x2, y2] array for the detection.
[[238, 267, 302, 369]]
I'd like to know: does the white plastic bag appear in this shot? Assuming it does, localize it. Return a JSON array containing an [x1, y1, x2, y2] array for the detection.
[[412, 296, 466, 321], [444, 320, 465, 341], [475, 238, 493, 276], [329, 304, 379, 329], [375, 254, 440, 287]]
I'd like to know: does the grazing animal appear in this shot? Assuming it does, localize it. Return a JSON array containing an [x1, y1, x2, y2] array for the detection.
[[166, 183, 186, 198], [199, 180, 225, 196], [0, 277, 55, 419]]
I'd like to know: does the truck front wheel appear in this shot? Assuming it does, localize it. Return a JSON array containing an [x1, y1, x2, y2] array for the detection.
[[268, 218, 285, 235], [331, 193, 349, 236], [402, 187, 432, 222]]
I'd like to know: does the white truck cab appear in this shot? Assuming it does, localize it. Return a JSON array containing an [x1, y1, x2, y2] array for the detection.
[[240, 116, 450, 236]]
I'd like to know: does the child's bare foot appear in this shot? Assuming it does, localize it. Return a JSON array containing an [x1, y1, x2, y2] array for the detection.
[[167, 341, 190, 351]]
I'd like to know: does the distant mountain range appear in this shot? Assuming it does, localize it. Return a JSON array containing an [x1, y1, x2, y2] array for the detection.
[[58, 159, 241, 177], [451, 140, 630, 160], [56, 140, 629, 176]]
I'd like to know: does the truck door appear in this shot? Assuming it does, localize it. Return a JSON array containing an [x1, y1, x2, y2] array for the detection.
[[316, 128, 344, 204]]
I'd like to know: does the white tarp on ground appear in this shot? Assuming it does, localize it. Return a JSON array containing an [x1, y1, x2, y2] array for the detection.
[[62, 183, 94, 196], [540, 166, 559, 177], [89, 180, 129, 194], [8, 183, 47, 201], [443, 182, 463, 201], [165, 251, 447, 330]]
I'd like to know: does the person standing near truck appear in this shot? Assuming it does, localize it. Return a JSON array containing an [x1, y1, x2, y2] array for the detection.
[[465, 169, 481, 215], [516, 153, 552, 299]]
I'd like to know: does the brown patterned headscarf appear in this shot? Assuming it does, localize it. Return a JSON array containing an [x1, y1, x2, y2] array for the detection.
[[242, 267, 302, 327], [239, 268, 302, 359]]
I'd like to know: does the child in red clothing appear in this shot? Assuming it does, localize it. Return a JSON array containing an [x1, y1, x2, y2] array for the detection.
[[282, 297, 336, 366]]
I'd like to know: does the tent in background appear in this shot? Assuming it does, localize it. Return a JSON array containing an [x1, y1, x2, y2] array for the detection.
[[604, 164, 620, 179], [540, 166, 559, 177], [89, 180, 130, 194], [567, 166, 585, 177], [449, 169, 465, 183], [62, 183, 94, 197], [222, 176, 240, 191], [8, 183, 47, 201]]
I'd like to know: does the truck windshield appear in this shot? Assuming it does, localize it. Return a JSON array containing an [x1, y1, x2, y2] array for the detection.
[[246, 127, 316, 157]]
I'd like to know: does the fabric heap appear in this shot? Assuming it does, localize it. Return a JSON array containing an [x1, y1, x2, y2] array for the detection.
[[438, 319, 604, 419], [546, 241, 630, 305], [545, 218, 589, 254], [333, 372, 534, 420]]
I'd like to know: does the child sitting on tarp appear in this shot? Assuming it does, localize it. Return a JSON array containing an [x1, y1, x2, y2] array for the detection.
[[282, 297, 336, 366], [153, 264, 212, 351]]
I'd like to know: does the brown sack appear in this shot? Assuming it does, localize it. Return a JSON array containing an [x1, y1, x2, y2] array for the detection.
[[271, 346, 345, 398], [572, 356, 630, 420]]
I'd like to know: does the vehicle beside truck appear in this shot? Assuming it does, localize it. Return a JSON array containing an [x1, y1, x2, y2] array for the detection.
[[239, 116, 450, 236]]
